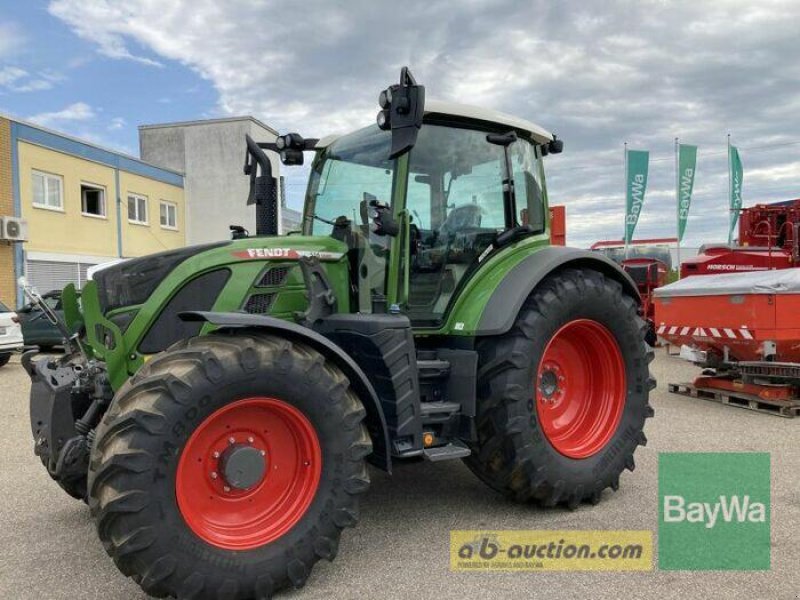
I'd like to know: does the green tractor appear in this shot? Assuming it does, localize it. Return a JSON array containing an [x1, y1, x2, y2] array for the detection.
[[25, 68, 654, 598]]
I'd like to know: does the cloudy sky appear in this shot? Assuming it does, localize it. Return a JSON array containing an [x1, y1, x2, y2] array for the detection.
[[1, 0, 799, 248]]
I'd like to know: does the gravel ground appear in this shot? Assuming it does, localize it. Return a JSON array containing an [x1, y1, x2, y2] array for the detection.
[[0, 350, 797, 600]]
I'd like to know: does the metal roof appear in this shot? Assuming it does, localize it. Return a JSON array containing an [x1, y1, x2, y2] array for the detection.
[[1, 112, 184, 186], [424, 100, 554, 143]]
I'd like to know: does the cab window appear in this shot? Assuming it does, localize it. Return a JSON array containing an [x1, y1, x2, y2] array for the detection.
[[405, 124, 545, 324]]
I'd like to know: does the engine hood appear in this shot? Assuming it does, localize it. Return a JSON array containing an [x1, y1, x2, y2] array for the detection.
[[93, 236, 348, 313]]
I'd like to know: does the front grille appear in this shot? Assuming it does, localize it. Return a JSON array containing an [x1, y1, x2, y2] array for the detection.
[[244, 293, 276, 314], [257, 266, 291, 287]]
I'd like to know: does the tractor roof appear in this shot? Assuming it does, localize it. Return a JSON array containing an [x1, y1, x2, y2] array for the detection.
[[317, 99, 554, 148]]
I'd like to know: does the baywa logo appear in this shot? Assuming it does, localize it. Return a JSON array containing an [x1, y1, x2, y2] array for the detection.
[[658, 453, 771, 570], [663, 494, 766, 529]]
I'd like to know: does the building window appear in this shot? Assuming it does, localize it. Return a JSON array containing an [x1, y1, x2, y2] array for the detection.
[[160, 200, 178, 230], [32, 170, 63, 211], [127, 193, 148, 224], [81, 183, 106, 218]]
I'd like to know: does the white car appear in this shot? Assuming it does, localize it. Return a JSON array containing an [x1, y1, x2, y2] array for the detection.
[[0, 299, 24, 368]]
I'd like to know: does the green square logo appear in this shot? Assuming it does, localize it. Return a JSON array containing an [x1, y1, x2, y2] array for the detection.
[[658, 452, 770, 570]]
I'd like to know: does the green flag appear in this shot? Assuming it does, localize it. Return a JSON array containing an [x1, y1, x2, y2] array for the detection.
[[625, 149, 649, 244], [728, 145, 743, 243], [677, 144, 697, 242]]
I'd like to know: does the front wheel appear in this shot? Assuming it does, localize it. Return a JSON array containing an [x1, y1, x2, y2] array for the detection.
[[0, 353, 11, 368], [465, 268, 655, 508], [88, 332, 372, 598]]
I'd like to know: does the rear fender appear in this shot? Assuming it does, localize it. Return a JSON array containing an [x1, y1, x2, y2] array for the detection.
[[476, 247, 641, 335], [180, 310, 392, 472]]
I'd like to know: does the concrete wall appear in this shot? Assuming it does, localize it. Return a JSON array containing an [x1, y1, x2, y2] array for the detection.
[[0, 118, 15, 306], [140, 118, 279, 245]]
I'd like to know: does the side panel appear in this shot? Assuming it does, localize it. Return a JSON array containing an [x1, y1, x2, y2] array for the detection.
[[435, 244, 640, 336]]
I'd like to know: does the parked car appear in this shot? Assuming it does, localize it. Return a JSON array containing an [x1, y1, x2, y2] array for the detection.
[[0, 299, 24, 367], [17, 290, 65, 350]]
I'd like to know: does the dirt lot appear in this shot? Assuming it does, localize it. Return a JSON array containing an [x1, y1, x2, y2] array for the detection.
[[0, 351, 797, 599]]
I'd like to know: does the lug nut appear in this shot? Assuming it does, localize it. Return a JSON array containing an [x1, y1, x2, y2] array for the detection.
[[211, 472, 218, 479], [247, 436, 254, 444], [223, 485, 231, 492], [212, 451, 220, 459], [228, 437, 235, 445], [260, 450, 266, 456]]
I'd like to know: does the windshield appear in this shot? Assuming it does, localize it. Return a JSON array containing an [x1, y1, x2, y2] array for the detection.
[[304, 126, 394, 233]]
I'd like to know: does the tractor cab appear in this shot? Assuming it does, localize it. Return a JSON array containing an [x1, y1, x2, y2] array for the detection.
[[246, 69, 563, 328], [305, 108, 554, 325]]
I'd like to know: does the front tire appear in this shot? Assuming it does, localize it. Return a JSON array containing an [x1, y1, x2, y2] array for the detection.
[[88, 332, 372, 598], [465, 268, 655, 508], [0, 353, 10, 368]]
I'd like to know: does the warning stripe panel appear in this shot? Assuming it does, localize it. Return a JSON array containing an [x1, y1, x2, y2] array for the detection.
[[657, 325, 756, 340]]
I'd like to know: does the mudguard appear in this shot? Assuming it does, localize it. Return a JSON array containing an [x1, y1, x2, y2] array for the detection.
[[180, 310, 392, 472], [476, 246, 640, 335]]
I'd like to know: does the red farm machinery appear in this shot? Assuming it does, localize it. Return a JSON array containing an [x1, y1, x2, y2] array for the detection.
[[681, 199, 800, 277], [591, 238, 674, 345], [655, 199, 800, 417]]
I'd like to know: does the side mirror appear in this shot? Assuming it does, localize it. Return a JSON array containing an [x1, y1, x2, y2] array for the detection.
[[377, 67, 425, 159], [548, 135, 564, 154]]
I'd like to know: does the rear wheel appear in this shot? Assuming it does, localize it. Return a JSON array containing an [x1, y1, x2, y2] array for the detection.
[[88, 332, 372, 598], [464, 268, 655, 507]]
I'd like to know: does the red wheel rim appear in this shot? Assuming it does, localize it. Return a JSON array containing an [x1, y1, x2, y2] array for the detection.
[[176, 397, 322, 550], [536, 319, 626, 459]]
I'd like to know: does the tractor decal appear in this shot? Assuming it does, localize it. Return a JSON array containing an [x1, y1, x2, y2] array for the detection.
[[232, 248, 345, 261]]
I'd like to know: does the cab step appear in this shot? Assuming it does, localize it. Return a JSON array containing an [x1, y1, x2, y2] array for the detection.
[[422, 442, 471, 462]]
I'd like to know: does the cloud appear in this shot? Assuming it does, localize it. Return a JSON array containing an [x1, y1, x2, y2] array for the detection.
[[47, 2, 162, 66], [48, 0, 800, 247], [0, 66, 63, 93], [108, 116, 126, 130], [29, 101, 96, 127], [0, 22, 26, 58]]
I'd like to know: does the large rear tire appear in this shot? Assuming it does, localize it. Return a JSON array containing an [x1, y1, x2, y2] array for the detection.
[[464, 267, 655, 508], [88, 332, 371, 598]]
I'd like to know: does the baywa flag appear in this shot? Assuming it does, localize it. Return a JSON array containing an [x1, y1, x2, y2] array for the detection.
[[677, 144, 697, 242], [729, 146, 743, 242], [625, 150, 650, 244]]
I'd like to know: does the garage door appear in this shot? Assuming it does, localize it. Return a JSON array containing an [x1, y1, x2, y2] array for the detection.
[[26, 260, 93, 295]]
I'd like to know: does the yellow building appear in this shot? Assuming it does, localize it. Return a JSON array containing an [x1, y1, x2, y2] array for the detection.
[[0, 114, 184, 307]]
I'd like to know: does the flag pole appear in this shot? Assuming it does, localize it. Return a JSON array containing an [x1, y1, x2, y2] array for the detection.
[[675, 137, 681, 279], [624, 142, 629, 260], [727, 133, 732, 244]]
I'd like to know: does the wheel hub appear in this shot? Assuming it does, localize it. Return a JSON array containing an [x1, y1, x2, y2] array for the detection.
[[219, 444, 267, 490], [538, 363, 564, 403]]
